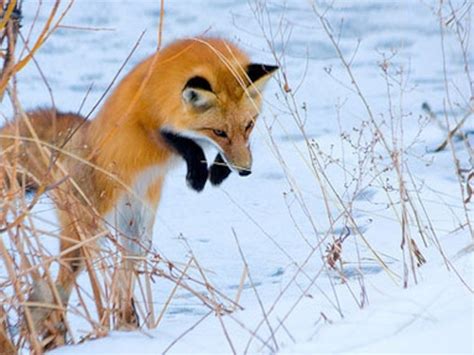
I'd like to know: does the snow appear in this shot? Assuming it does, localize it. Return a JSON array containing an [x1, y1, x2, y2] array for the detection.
[[1, 0, 473, 354]]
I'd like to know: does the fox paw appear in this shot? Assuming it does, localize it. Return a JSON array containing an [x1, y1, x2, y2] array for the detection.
[[26, 279, 55, 330], [209, 153, 232, 186], [186, 160, 208, 191], [116, 297, 140, 330], [26, 280, 68, 333], [160, 129, 208, 192], [43, 315, 68, 351]]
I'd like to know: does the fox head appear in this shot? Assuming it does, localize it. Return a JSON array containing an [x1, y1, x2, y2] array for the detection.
[[154, 38, 278, 178], [177, 61, 277, 176]]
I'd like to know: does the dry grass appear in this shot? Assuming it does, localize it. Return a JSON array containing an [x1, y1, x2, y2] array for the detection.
[[1, 0, 473, 354], [238, 0, 473, 349], [0, 1, 243, 353]]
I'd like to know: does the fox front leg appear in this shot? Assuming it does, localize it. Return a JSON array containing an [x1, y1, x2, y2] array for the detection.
[[160, 130, 208, 192], [209, 153, 232, 186]]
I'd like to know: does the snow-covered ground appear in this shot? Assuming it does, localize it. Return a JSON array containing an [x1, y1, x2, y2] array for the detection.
[[1, 0, 473, 354]]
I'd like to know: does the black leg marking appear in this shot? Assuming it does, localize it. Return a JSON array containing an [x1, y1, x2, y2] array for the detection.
[[209, 153, 232, 186], [160, 130, 208, 192]]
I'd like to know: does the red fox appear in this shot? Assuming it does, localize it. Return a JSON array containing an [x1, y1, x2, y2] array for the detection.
[[0, 37, 277, 348]]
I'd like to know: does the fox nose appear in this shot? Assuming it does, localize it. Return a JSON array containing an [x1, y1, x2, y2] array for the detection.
[[238, 169, 252, 177]]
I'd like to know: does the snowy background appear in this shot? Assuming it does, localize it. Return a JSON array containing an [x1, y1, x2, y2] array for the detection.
[[1, 0, 473, 353]]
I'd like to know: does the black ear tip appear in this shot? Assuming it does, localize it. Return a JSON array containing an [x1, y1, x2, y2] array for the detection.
[[265, 64, 279, 73], [247, 64, 279, 83]]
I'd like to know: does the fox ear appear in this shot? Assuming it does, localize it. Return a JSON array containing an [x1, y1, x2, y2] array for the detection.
[[182, 76, 216, 110], [246, 64, 278, 97]]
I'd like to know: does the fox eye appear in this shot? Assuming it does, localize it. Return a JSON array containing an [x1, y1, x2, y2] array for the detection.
[[245, 121, 254, 132], [213, 129, 228, 138]]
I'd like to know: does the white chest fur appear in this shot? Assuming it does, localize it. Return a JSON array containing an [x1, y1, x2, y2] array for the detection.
[[104, 166, 164, 256]]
